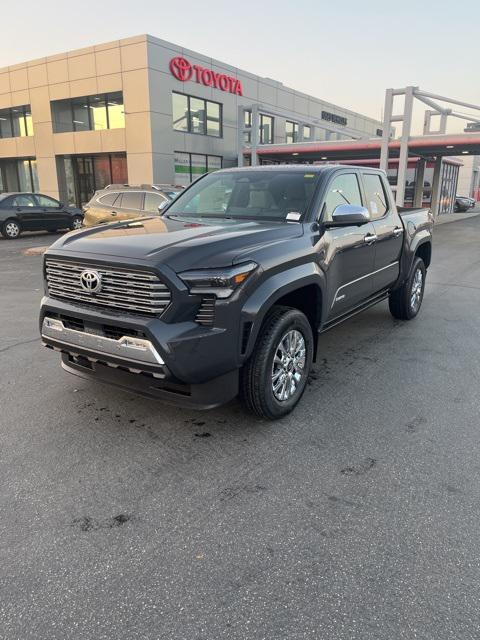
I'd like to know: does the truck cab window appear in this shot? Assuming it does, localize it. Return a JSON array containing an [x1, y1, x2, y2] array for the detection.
[[363, 173, 388, 219], [323, 173, 362, 219]]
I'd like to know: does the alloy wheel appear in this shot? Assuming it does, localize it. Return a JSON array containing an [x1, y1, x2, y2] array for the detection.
[[5, 222, 20, 238], [410, 268, 423, 311], [271, 329, 307, 401]]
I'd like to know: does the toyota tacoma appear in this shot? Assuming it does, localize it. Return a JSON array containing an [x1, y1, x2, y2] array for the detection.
[[40, 166, 433, 419]]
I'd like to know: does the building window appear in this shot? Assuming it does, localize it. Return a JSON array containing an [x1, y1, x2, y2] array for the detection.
[[260, 114, 274, 144], [0, 158, 38, 192], [174, 152, 222, 186], [303, 125, 312, 141], [172, 93, 222, 138], [60, 153, 128, 206], [286, 121, 298, 144], [0, 106, 33, 138], [244, 110, 252, 143], [51, 93, 125, 133]]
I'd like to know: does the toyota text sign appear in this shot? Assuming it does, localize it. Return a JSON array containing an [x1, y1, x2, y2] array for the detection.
[[169, 57, 243, 96]]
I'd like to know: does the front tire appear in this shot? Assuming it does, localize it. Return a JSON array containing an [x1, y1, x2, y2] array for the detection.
[[1, 219, 21, 239], [241, 306, 314, 420], [389, 257, 426, 320], [70, 216, 83, 230]]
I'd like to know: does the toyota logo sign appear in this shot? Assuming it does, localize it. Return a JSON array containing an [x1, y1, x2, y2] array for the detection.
[[79, 269, 102, 293], [169, 56, 193, 82], [169, 56, 243, 96]]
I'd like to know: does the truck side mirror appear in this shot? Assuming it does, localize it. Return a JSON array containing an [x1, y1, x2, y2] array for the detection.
[[324, 204, 371, 227]]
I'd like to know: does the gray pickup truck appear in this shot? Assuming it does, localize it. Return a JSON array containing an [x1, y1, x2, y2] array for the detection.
[[40, 165, 433, 419]]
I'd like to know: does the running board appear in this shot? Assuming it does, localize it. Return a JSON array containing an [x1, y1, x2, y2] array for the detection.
[[320, 291, 389, 334]]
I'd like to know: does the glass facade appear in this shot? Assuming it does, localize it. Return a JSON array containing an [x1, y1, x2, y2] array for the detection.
[[0, 106, 33, 138], [60, 153, 128, 206], [174, 152, 222, 186], [51, 93, 125, 133], [0, 158, 38, 192], [260, 114, 274, 144], [286, 121, 298, 144], [172, 93, 222, 137]]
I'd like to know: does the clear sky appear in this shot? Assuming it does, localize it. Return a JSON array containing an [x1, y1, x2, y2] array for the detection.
[[2, 0, 479, 133]]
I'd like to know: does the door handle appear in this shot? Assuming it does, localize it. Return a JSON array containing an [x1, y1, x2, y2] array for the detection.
[[364, 233, 377, 245], [110, 211, 117, 216], [392, 226, 403, 237]]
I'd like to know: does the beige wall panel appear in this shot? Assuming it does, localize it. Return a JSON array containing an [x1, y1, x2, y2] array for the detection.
[[73, 130, 103, 154], [100, 128, 126, 153], [68, 54, 96, 81], [0, 138, 17, 158], [47, 59, 69, 84], [69, 77, 97, 98], [96, 48, 121, 76], [120, 43, 148, 72], [122, 69, 150, 113], [11, 90, 30, 107], [0, 94, 12, 109], [127, 152, 154, 184], [0, 73, 11, 95], [94, 40, 120, 53], [33, 122, 55, 157], [10, 68, 29, 92], [30, 86, 51, 123], [96, 73, 122, 94], [15, 136, 35, 157], [125, 112, 152, 153], [53, 132, 76, 155], [48, 82, 70, 101], [27, 64, 48, 88], [36, 156, 60, 196]]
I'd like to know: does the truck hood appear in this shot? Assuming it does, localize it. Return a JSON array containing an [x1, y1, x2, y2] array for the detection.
[[49, 215, 304, 271]]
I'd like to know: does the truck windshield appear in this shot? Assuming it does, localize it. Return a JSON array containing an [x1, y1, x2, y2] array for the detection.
[[164, 170, 320, 222]]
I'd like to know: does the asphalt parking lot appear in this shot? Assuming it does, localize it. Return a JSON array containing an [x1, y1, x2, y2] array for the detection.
[[1, 218, 480, 640]]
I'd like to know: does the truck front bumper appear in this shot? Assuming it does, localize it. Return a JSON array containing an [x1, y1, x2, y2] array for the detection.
[[40, 297, 240, 410]]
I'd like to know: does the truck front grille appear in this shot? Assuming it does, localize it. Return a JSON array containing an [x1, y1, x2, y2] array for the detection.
[[45, 259, 171, 317]]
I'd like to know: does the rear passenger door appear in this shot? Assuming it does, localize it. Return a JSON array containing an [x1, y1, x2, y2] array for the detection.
[[361, 172, 403, 293], [320, 172, 377, 319], [8, 194, 41, 230]]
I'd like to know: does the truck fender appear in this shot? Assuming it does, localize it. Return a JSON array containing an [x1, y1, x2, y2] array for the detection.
[[240, 262, 326, 360]]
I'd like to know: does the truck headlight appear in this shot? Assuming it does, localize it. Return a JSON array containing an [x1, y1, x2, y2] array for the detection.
[[178, 262, 257, 299]]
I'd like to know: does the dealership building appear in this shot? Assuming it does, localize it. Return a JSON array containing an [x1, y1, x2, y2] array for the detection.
[[0, 34, 386, 206]]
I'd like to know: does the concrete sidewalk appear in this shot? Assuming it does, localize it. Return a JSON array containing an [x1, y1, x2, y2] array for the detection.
[[435, 207, 480, 226]]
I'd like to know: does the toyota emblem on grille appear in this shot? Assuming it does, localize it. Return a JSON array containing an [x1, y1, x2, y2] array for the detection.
[[79, 269, 102, 293]]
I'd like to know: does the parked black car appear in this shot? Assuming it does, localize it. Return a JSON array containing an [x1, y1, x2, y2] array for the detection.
[[0, 193, 83, 239], [40, 166, 433, 419], [83, 184, 183, 227], [454, 194, 476, 212]]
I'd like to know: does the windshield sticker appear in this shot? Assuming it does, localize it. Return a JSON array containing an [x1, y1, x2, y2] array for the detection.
[[370, 201, 378, 215], [286, 212, 302, 221], [304, 174, 315, 179]]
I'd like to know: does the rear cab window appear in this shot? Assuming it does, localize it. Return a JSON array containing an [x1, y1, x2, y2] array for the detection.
[[362, 173, 389, 219]]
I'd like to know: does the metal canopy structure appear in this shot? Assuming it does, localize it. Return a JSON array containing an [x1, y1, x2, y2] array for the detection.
[[242, 87, 480, 216]]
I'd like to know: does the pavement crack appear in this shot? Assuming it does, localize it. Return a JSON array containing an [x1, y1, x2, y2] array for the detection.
[[0, 337, 39, 353]]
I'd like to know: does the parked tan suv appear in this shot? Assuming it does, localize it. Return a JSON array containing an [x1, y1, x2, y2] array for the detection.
[[83, 184, 183, 227]]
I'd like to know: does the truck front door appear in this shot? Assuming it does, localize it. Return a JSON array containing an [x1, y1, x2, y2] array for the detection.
[[318, 172, 377, 319]]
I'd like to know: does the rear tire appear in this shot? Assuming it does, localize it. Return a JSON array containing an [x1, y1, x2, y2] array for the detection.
[[240, 306, 314, 420], [389, 257, 426, 320], [1, 219, 21, 239]]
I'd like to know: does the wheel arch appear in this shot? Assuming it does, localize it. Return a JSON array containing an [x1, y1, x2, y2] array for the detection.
[[240, 263, 325, 362]]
